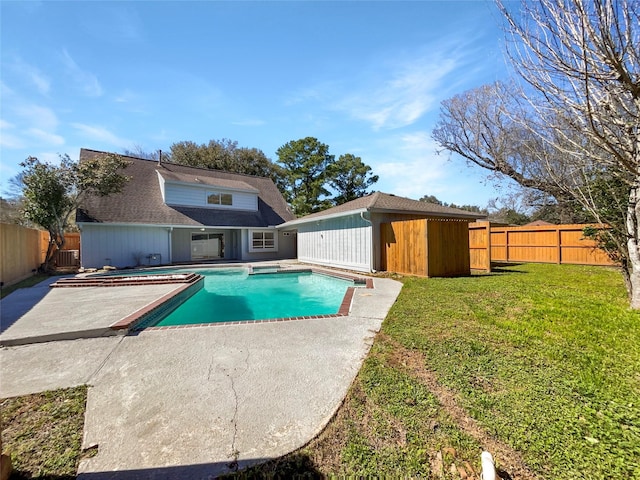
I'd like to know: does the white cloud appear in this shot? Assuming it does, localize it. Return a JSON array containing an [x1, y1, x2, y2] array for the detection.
[[0, 132, 26, 149], [61, 49, 103, 97], [71, 123, 131, 148], [12, 103, 59, 131], [8, 57, 51, 95], [369, 132, 451, 199], [27, 128, 65, 146], [334, 53, 461, 131], [113, 89, 143, 105]]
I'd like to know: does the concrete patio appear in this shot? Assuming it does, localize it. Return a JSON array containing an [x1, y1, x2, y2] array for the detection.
[[0, 271, 402, 479]]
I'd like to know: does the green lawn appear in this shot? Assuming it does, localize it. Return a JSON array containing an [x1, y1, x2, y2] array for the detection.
[[3, 264, 639, 479], [1, 387, 89, 479], [379, 264, 640, 479], [237, 263, 640, 479]]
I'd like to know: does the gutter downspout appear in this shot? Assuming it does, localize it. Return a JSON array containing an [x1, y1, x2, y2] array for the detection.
[[167, 227, 173, 264], [360, 211, 376, 273]]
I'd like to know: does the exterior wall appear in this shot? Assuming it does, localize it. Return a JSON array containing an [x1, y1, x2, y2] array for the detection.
[[380, 219, 427, 276], [296, 214, 372, 272], [171, 228, 241, 263], [426, 219, 471, 277], [380, 217, 471, 277], [163, 182, 258, 211], [80, 224, 171, 269], [82, 224, 295, 268], [240, 229, 297, 261], [370, 213, 426, 271]]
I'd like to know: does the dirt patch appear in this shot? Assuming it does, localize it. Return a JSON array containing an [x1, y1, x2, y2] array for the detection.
[[380, 332, 540, 480]]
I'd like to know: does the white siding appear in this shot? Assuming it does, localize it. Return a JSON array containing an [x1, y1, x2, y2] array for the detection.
[[239, 229, 297, 261], [297, 214, 372, 272], [164, 182, 258, 211], [80, 224, 171, 269]]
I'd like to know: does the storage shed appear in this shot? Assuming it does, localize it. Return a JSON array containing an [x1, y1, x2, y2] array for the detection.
[[279, 192, 484, 277]]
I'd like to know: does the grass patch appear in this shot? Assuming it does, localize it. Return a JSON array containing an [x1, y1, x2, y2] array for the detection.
[[1, 387, 89, 479], [384, 264, 640, 479], [231, 263, 640, 478], [0, 274, 50, 300]]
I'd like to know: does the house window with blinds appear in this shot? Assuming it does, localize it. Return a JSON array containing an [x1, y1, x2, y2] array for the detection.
[[250, 230, 278, 252]]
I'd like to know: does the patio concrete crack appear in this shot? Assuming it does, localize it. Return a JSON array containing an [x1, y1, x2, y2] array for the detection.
[[227, 369, 240, 471], [209, 344, 250, 473], [226, 346, 250, 472], [86, 335, 126, 385]]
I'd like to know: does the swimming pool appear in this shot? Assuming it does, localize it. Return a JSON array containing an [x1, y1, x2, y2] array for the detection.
[[129, 267, 362, 328]]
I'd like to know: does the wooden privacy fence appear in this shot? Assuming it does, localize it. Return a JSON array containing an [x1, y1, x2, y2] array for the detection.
[[38, 230, 80, 267], [0, 224, 42, 287], [469, 222, 616, 271], [0, 223, 81, 287]]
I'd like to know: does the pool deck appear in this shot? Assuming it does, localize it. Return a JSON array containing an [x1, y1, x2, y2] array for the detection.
[[0, 264, 403, 479]]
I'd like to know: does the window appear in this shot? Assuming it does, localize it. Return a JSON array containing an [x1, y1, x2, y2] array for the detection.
[[207, 192, 233, 206], [250, 230, 278, 252]]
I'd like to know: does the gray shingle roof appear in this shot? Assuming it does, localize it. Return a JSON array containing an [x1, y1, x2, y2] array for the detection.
[[76, 149, 294, 227], [280, 191, 484, 227], [158, 170, 259, 193]]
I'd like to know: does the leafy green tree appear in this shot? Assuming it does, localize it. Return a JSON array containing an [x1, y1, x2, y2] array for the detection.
[[419, 194, 444, 205], [419, 194, 487, 215], [276, 137, 335, 216], [20, 153, 130, 271], [328, 153, 379, 205], [169, 139, 284, 188]]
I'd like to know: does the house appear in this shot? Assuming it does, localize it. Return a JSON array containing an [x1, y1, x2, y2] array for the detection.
[[278, 192, 485, 277], [76, 149, 296, 269]]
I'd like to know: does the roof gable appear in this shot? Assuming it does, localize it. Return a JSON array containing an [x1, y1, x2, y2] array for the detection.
[[76, 148, 294, 227]]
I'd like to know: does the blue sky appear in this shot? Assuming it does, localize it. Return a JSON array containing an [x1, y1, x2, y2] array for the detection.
[[1, 0, 516, 207]]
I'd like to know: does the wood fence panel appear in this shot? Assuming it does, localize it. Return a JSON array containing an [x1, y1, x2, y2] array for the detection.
[[381, 219, 427, 276], [469, 221, 491, 271], [0, 223, 42, 286], [559, 228, 614, 265], [38, 231, 81, 265], [469, 222, 615, 268]]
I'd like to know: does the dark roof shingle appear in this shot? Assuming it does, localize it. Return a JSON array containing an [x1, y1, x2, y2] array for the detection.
[[76, 149, 294, 227], [280, 191, 484, 227]]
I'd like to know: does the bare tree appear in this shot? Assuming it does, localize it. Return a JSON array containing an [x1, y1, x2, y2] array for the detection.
[[496, 0, 640, 306], [432, 81, 583, 222]]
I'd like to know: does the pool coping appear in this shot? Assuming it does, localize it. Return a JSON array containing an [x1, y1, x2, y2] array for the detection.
[[106, 267, 374, 333]]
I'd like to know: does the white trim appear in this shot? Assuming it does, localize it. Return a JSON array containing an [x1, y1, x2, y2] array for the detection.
[[279, 208, 368, 228], [77, 222, 253, 230], [162, 178, 259, 194]]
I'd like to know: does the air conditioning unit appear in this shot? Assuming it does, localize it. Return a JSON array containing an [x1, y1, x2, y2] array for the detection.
[[57, 250, 79, 267]]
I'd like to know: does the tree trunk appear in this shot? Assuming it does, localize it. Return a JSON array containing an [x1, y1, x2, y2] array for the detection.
[[626, 184, 640, 309], [42, 235, 57, 273], [42, 230, 66, 273]]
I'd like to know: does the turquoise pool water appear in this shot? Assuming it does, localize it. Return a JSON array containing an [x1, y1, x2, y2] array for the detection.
[[138, 268, 354, 327]]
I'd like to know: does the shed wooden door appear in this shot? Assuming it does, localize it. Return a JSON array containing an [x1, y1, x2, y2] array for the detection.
[[380, 219, 427, 276]]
